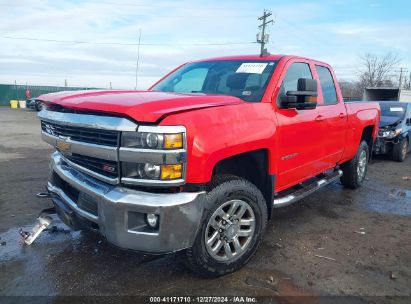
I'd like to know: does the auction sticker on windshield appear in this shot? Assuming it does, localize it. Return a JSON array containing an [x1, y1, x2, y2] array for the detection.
[[236, 63, 268, 74], [390, 107, 404, 112]]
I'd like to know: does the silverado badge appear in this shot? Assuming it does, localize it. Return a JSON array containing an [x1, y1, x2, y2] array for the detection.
[[56, 136, 72, 155]]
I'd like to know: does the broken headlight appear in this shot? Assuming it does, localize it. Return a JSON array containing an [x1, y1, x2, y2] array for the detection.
[[381, 128, 402, 139]]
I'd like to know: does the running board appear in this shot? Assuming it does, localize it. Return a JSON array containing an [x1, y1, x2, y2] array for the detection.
[[273, 170, 343, 208]]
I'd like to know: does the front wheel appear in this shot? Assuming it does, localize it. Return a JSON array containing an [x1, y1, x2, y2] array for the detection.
[[35, 102, 43, 112], [340, 140, 369, 189], [184, 176, 267, 277], [392, 138, 408, 162]]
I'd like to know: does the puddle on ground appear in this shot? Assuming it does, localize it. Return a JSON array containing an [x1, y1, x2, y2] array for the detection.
[[0, 215, 81, 263], [0, 214, 163, 296], [363, 186, 411, 216], [0, 215, 84, 296]]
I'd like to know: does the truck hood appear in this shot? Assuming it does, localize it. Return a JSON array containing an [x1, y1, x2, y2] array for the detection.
[[38, 90, 244, 122]]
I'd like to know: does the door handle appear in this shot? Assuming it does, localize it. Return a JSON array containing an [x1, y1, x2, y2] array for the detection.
[[315, 115, 324, 122], [339, 113, 345, 119]]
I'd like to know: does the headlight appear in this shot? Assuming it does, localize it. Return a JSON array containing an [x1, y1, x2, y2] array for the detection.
[[120, 125, 186, 186], [122, 132, 183, 150], [381, 129, 402, 138], [143, 133, 163, 149], [143, 163, 161, 179], [122, 162, 183, 180]]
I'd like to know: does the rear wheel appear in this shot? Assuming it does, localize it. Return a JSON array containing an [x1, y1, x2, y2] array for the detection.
[[340, 141, 369, 189], [392, 138, 408, 162], [184, 175, 267, 277]]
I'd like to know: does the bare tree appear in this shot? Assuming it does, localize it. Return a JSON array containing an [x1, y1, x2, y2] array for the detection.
[[339, 80, 363, 101], [358, 52, 400, 88]]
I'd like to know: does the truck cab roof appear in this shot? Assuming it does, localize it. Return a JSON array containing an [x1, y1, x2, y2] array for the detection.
[[191, 54, 331, 67]]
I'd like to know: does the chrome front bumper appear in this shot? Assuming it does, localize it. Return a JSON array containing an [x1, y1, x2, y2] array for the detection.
[[47, 152, 206, 253]]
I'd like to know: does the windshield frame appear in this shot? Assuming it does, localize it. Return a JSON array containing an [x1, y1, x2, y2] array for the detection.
[[150, 60, 278, 102]]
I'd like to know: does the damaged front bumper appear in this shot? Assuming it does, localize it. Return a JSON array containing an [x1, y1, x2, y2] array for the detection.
[[47, 152, 206, 253], [373, 136, 399, 155]]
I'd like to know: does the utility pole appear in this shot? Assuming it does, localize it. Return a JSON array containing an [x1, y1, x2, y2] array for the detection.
[[394, 67, 409, 88], [257, 10, 274, 56], [135, 29, 142, 90], [399, 67, 403, 88]]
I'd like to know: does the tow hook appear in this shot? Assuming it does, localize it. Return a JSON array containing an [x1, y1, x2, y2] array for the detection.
[[36, 192, 50, 198]]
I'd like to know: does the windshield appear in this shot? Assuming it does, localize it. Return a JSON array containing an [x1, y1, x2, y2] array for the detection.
[[379, 103, 406, 118], [151, 60, 278, 102], [379, 103, 407, 127]]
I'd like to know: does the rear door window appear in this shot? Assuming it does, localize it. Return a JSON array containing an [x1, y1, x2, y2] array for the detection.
[[316, 65, 338, 105]]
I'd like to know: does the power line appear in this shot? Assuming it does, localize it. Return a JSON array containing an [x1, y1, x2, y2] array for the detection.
[[0, 35, 255, 46]]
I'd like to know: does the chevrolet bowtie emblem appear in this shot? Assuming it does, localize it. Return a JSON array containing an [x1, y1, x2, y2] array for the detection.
[[56, 136, 71, 155]]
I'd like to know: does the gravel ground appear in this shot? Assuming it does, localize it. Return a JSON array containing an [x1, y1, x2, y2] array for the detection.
[[0, 108, 410, 303]]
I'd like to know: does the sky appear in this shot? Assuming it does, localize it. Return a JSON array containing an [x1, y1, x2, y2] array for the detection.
[[0, 0, 410, 89]]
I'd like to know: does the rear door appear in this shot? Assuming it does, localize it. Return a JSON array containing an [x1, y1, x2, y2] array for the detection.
[[274, 60, 328, 191], [314, 64, 347, 165]]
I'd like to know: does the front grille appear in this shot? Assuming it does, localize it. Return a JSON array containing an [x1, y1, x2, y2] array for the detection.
[[66, 153, 118, 179], [41, 121, 119, 147]]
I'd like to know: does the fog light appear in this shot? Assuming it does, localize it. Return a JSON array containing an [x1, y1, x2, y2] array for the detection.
[[146, 213, 159, 228]]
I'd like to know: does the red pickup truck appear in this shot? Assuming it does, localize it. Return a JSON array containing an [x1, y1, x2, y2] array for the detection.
[[38, 54, 380, 277]]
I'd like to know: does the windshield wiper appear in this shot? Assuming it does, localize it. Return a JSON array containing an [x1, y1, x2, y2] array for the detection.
[[389, 118, 402, 127]]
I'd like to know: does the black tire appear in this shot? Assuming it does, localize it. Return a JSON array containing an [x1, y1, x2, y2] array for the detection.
[[392, 138, 408, 162], [35, 102, 43, 112], [340, 141, 369, 189], [184, 175, 267, 277]]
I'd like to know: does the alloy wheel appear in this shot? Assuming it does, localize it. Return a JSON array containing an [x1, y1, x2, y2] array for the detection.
[[357, 150, 367, 181], [205, 199, 255, 262]]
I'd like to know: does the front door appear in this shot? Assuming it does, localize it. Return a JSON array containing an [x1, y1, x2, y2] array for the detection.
[[274, 60, 328, 192]]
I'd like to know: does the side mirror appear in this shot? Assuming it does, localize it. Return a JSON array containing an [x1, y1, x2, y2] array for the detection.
[[280, 78, 318, 110]]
